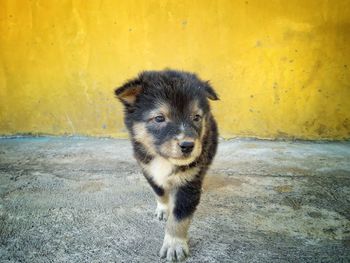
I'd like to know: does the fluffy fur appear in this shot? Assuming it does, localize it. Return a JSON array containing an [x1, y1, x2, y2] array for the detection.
[[115, 70, 218, 261]]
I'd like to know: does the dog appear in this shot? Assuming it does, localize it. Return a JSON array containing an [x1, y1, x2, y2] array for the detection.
[[114, 70, 218, 261]]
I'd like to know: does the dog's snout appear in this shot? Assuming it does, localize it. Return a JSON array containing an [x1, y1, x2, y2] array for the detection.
[[179, 141, 195, 154]]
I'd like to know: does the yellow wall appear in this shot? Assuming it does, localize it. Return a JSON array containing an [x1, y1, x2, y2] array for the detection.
[[1, 0, 349, 140]]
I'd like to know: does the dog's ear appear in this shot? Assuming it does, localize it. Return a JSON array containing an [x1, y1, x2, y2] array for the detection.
[[203, 81, 219, 101], [114, 78, 143, 106]]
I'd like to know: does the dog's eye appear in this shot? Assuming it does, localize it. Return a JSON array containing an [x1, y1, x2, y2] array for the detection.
[[154, 116, 165, 123], [193, 114, 202, 122]]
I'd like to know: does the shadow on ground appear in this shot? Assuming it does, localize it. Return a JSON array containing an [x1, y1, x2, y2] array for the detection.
[[0, 137, 349, 262]]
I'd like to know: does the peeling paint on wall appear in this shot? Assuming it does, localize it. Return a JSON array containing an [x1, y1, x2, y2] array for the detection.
[[0, 0, 349, 139]]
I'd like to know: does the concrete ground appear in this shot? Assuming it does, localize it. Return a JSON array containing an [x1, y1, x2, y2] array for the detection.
[[0, 137, 349, 263]]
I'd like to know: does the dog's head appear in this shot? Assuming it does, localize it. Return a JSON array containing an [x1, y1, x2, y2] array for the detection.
[[115, 70, 218, 165]]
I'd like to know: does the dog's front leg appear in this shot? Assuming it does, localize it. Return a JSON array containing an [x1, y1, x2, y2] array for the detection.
[[155, 192, 169, 221], [143, 174, 170, 221], [160, 184, 201, 261]]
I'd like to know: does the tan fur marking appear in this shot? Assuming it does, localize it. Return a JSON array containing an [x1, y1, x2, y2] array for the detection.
[[117, 86, 142, 104], [167, 167, 200, 188], [156, 191, 169, 205], [142, 157, 199, 190], [165, 191, 191, 239], [190, 100, 203, 116], [166, 216, 191, 239], [167, 140, 201, 166], [201, 117, 207, 140], [132, 122, 156, 155], [148, 103, 170, 119]]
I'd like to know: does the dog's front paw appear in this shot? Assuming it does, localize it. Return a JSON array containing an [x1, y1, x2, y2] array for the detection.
[[159, 235, 189, 262], [155, 202, 168, 221]]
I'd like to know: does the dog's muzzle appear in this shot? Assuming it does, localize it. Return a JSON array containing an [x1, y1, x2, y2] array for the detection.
[[179, 141, 195, 154]]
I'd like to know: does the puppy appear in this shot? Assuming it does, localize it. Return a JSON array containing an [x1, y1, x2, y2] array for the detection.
[[115, 70, 218, 261]]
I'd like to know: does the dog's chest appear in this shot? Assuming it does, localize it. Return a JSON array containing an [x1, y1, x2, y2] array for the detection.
[[147, 157, 173, 187], [144, 157, 199, 189]]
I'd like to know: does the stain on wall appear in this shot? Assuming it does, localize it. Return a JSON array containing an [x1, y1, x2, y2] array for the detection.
[[0, 0, 349, 139]]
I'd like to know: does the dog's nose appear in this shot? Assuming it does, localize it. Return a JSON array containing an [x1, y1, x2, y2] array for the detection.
[[179, 141, 195, 154]]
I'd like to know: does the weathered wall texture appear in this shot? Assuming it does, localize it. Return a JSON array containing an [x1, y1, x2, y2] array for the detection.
[[0, 0, 349, 139]]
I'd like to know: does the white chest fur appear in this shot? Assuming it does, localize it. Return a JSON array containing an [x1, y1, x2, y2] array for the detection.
[[147, 157, 174, 188], [143, 156, 200, 190]]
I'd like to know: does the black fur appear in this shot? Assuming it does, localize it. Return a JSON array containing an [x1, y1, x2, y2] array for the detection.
[[174, 175, 202, 220], [144, 174, 165, 196], [116, 70, 218, 133], [132, 141, 153, 164], [115, 69, 219, 259], [174, 114, 218, 220], [116, 70, 218, 194]]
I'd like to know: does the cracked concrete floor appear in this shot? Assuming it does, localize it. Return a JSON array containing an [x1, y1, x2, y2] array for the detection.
[[0, 137, 349, 262]]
